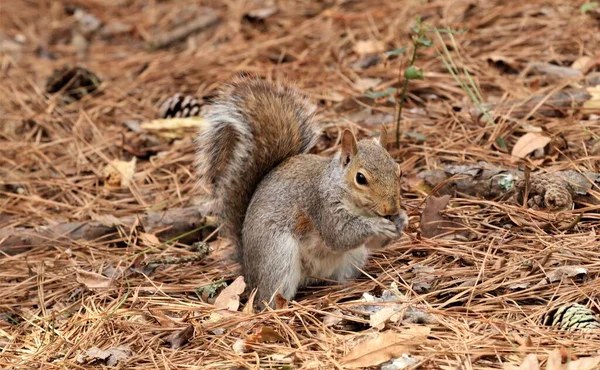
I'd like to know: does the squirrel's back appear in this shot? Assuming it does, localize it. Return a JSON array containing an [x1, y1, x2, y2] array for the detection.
[[195, 77, 319, 259]]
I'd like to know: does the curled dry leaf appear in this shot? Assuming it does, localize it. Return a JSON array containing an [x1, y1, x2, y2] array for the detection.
[[246, 326, 285, 344], [369, 306, 399, 330], [147, 309, 177, 328], [503, 353, 540, 370], [511, 133, 552, 161], [420, 195, 464, 239], [323, 309, 344, 327], [214, 276, 246, 311], [75, 269, 114, 289], [341, 327, 430, 368], [139, 232, 161, 247], [275, 293, 288, 309], [582, 85, 600, 111], [167, 324, 194, 349], [103, 158, 136, 189], [536, 266, 588, 287]]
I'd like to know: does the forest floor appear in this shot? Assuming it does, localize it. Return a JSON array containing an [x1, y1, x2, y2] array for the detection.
[[1, 0, 600, 369]]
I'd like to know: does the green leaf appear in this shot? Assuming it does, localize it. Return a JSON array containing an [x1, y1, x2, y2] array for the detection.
[[364, 87, 397, 99], [417, 37, 432, 47], [581, 1, 598, 13], [406, 132, 426, 141], [385, 47, 407, 56], [495, 137, 508, 151], [404, 66, 424, 80]]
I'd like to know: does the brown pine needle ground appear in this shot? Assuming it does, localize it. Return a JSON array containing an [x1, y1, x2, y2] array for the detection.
[[1, 0, 599, 369]]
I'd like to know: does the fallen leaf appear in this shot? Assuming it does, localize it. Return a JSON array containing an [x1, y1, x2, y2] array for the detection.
[[77, 346, 132, 366], [341, 327, 430, 368], [411, 265, 436, 293], [140, 117, 206, 139], [246, 6, 278, 20], [511, 133, 552, 161], [369, 306, 398, 330], [583, 85, 600, 111], [275, 293, 288, 309], [420, 195, 463, 239], [561, 356, 600, 370], [355, 77, 382, 91], [148, 309, 177, 328], [103, 158, 136, 189], [76, 269, 114, 289], [353, 40, 385, 55], [92, 214, 124, 227], [541, 266, 588, 285], [232, 339, 247, 354], [166, 325, 194, 349], [324, 309, 344, 327], [246, 326, 285, 344], [213, 276, 246, 311], [503, 353, 540, 370], [546, 348, 563, 370], [571, 56, 593, 72], [381, 354, 418, 370], [139, 232, 161, 247]]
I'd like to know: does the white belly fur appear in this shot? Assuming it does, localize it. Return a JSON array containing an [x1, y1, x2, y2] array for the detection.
[[298, 232, 368, 284]]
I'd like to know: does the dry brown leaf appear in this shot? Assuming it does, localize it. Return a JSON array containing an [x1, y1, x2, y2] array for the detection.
[[560, 356, 600, 370], [571, 56, 592, 72], [213, 276, 246, 311], [324, 309, 344, 327], [76, 269, 114, 289], [355, 77, 382, 91], [420, 195, 463, 239], [166, 325, 194, 349], [247, 326, 285, 344], [77, 346, 132, 366], [147, 309, 177, 328], [275, 293, 288, 309], [341, 327, 430, 368], [369, 306, 398, 330], [536, 265, 588, 287], [139, 232, 161, 247], [503, 354, 540, 370], [511, 133, 552, 161], [583, 85, 600, 111], [92, 213, 123, 227], [353, 40, 384, 55], [546, 348, 563, 370], [103, 158, 136, 189]]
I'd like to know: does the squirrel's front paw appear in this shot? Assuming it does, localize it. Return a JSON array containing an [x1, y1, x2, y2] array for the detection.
[[391, 210, 408, 234], [375, 218, 399, 239]]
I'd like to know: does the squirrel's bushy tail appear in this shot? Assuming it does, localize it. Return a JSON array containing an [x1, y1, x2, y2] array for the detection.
[[195, 77, 319, 259]]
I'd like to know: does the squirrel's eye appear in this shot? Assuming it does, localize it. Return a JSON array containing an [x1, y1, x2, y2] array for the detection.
[[356, 172, 367, 185]]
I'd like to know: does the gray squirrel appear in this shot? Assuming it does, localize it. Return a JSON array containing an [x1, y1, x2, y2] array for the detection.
[[196, 77, 407, 308]]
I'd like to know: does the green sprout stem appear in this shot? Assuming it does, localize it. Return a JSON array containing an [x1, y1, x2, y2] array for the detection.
[[395, 38, 421, 149]]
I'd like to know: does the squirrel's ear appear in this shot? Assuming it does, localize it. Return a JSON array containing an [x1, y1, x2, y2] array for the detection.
[[379, 124, 389, 149], [341, 129, 358, 166]]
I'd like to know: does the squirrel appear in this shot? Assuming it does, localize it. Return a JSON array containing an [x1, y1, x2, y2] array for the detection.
[[196, 77, 407, 308]]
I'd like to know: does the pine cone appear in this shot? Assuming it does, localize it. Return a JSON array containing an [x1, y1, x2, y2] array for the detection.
[[543, 303, 600, 332], [158, 93, 202, 118]]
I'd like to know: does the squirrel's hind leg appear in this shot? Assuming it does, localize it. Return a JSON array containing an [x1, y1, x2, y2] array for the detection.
[[329, 246, 369, 281], [243, 230, 302, 308]]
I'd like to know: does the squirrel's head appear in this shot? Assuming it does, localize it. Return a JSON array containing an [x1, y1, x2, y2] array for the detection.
[[339, 126, 402, 218]]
